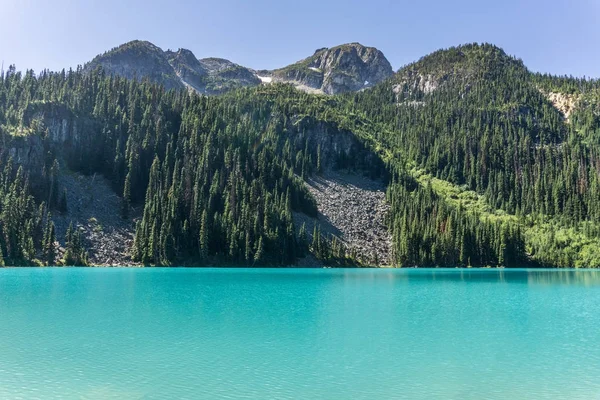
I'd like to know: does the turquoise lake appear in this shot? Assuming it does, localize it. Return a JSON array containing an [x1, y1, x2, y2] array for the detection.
[[1, 268, 600, 399]]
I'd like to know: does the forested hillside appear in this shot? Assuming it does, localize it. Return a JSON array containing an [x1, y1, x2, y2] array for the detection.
[[346, 43, 600, 267], [1, 42, 599, 267], [0, 67, 383, 266]]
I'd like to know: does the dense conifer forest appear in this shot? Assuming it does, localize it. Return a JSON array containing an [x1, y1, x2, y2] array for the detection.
[[1, 43, 599, 267]]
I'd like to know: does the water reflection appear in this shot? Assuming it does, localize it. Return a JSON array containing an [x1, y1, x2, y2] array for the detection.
[[525, 269, 600, 286], [337, 268, 600, 287]]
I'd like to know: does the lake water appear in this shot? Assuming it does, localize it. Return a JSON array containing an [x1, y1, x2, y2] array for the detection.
[[1, 268, 599, 399]]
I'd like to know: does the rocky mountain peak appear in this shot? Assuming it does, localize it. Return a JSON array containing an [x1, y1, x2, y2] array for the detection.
[[85, 40, 185, 90], [270, 43, 393, 94]]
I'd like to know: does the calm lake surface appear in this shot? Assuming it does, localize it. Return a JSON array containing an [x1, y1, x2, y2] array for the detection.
[[1, 268, 600, 399]]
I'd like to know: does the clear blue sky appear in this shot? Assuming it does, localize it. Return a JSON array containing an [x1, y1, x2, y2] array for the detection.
[[1, 0, 599, 77]]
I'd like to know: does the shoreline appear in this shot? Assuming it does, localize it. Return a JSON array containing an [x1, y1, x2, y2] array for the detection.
[[1, 265, 595, 270]]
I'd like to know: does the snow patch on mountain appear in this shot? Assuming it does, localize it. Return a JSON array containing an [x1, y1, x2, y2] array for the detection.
[[257, 75, 273, 84]]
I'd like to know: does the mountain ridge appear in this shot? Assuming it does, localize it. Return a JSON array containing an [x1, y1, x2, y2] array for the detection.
[[83, 40, 394, 95]]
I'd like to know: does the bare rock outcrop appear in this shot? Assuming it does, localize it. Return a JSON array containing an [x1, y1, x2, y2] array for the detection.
[[541, 90, 580, 122]]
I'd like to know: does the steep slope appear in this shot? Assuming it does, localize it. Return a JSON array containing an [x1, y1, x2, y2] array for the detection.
[[53, 170, 138, 266], [533, 74, 600, 135], [165, 48, 209, 91], [391, 43, 532, 99], [357, 43, 568, 157], [270, 43, 393, 94]]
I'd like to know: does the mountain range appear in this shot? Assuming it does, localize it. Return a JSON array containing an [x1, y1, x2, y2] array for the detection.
[[84, 40, 394, 95]]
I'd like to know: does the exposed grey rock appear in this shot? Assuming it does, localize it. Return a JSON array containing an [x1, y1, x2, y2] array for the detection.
[[4, 135, 44, 168], [285, 115, 391, 265], [85, 41, 260, 95], [166, 48, 209, 92], [166, 51, 262, 94]]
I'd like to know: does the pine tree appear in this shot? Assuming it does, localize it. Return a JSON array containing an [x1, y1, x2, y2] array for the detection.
[[254, 236, 264, 265], [64, 222, 87, 266], [43, 213, 56, 265], [199, 209, 209, 261], [121, 171, 131, 219], [298, 222, 308, 255]]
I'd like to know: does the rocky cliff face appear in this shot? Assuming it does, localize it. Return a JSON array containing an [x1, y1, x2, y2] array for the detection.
[[4, 135, 44, 168], [165, 48, 209, 92], [23, 102, 81, 144], [0, 101, 88, 188], [290, 116, 385, 173], [270, 43, 394, 95], [84, 41, 394, 96]]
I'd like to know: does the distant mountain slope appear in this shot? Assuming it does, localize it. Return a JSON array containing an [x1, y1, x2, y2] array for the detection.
[[163, 50, 260, 94], [197, 57, 261, 94]]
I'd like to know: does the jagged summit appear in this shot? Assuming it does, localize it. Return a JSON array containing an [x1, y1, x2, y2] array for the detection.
[[196, 58, 261, 94]]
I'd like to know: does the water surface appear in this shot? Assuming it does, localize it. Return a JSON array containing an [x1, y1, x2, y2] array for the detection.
[[0, 268, 599, 399]]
